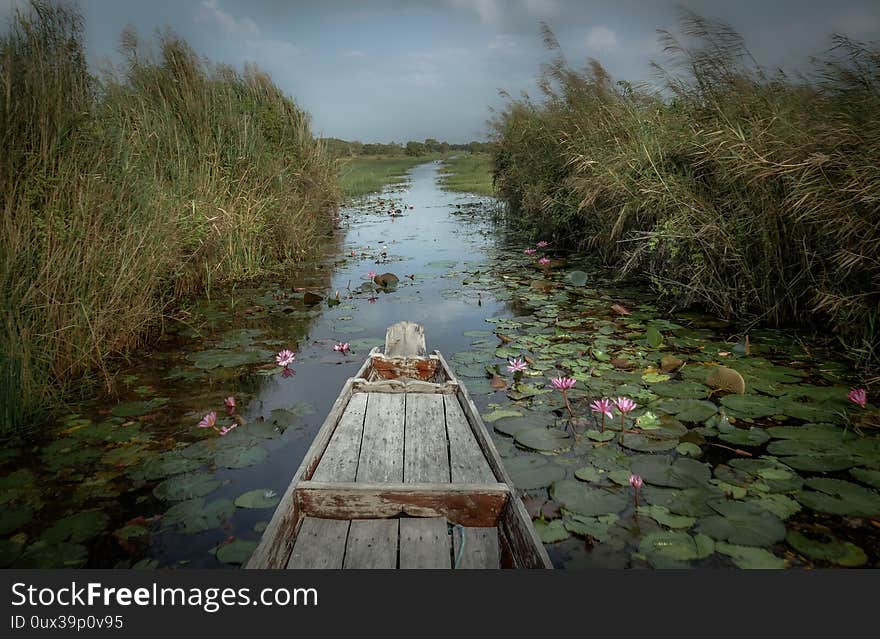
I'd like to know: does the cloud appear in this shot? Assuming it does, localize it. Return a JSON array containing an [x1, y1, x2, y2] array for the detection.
[[585, 26, 618, 51], [197, 0, 259, 37], [488, 33, 516, 51]]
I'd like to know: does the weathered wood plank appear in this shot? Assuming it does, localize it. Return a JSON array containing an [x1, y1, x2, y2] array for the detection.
[[311, 393, 368, 482], [453, 526, 500, 569], [404, 394, 450, 483], [500, 499, 553, 569], [343, 519, 399, 569], [443, 394, 496, 484], [368, 354, 440, 382], [357, 393, 406, 482], [353, 379, 458, 394], [384, 321, 427, 358], [295, 481, 509, 527], [246, 366, 365, 569], [286, 517, 350, 569], [399, 517, 450, 569]]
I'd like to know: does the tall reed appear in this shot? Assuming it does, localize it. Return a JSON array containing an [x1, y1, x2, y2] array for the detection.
[[492, 13, 880, 370], [0, 1, 340, 435]]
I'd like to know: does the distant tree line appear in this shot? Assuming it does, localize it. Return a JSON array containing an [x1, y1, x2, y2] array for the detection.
[[322, 137, 491, 157]]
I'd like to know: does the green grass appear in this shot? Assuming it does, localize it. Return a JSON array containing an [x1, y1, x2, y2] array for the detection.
[[0, 2, 340, 435], [438, 153, 494, 195], [339, 155, 438, 197]]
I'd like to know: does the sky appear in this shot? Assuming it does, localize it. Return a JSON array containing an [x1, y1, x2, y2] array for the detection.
[[2, 0, 879, 142]]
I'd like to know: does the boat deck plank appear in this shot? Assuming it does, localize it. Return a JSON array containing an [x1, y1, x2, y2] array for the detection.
[[444, 395, 496, 483], [343, 519, 399, 569], [453, 526, 500, 569], [311, 393, 368, 482], [399, 517, 450, 569], [404, 394, 450, 483], [287, 517, 349, 569], [356, 393, 405, 483]]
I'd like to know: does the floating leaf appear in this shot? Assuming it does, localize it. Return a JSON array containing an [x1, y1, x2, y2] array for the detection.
[[574, 466, 601, 483], [514, 427, 571, 452], [707, 366, 746, 395], [213, 445, 268, 470], [153, 473, 223, 501], [565, 270, 588, 286], [234, 489, 281, 509], [534, 519, 570, 543], [786, 531, 867, 567], [645, 326, 664, 349], [111, 397, 169, 417], [638, 531, 713, 567], [216, 539, 258, 565], [637, 505, 696, 529], [41, 511, 109, 544], [630, 456, 711, 489], [163, 498, 235, 534], [551, 480, 627, 516], [481, 409, 523, 423], [504, 456, 566, 489], [715, 542, 784, 569], [796, 478, 880, 517], [718, 426, 770, 447], [585, 429, 616, 442], [696, 500, 786, 547], [720, 394, 780, 419]]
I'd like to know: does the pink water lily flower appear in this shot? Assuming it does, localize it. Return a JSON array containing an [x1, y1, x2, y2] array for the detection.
[[590, 398, 613, 432], [848, 388, 867, 408], [614, 396, 637, 436], [197, 411, 217, 429], [218, 423, 238, 436], [333, 342, 350, 353], [524, 248, 537, 255], [550, 377, 577, 391], [506, 357, 528, 373], [224, 396, 236, 415], [366, 270, 377, 280], [629, 474, 644, 509], [538, 257, 551, 266], [275, 349, 296, 368], [537, 241, 549, 248]]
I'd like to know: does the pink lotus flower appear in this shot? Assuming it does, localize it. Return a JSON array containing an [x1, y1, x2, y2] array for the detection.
[[550, 377, 577, 391], [537, 241, 549, 248], [629, 474, 643, 508], [506, 357, 528, 373], [281, 367, 295, 378], [224, 396, 236, 415], [524, 248, 537, 255], [848, 388, 867, 408], [333, 342, 350, 353], [614, 396, 637, 436], [275, 349, 296, 368], [538, 257, 551, 266], [197, 411, 217, 429], [590, 398, 613, 432], [218, 423, 238, 437]]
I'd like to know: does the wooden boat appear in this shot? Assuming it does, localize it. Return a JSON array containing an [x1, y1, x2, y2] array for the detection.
[[246, 321, 552, 569]]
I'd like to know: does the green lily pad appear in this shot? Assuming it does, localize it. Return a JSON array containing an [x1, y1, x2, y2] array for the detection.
[[216, 539, 258, 565], [585, 429, 616, 442], [715, 542, 785, 569], [720, 394, 780, 419], [637, 505, 696, 529], [41, 511, 109, 544], [129, 452, 204, 481], [565, 270, 589, 286], [676, 442, 702, 457], [618, 434, 678, 452], [718, 427, 770, 447], [796, 478, 880, 517], [650, 381, 708, 399], [574, 466, 602, 483], [696, 500, 786, 547], [655, 399, 717, 422], [111, 397, 169, 417], [188, 349, 268, 369], [563, 515, 613, 542], [630, 456, 711, 488], [163, 498, 235, 534], [534, 519, 570, 543], [645, 326, 664, 349], [15, 541, 88, 568], [850, 468, 880, 489], [153, 473, 224, 501], [234, 489, 281, 509], [786, 530, 867, 567], [514, 427, 571, 452], [213, 444, 268, 469], [551, 480, 627, 516], [638, 531, 713, 567], [482, 409, 523, 423], [504, 456, 566, 489]]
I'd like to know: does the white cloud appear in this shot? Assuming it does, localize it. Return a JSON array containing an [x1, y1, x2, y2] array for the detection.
[[198, 0, 260, 37], [585, 26, 618, 51], [488, 34, 516, 51]]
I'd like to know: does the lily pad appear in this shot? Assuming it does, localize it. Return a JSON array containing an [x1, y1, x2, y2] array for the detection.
[[796, 478, 880, 517], [216, 539, 258, 565], [15, 541, 88, 568], [188, 349, 267, 369], [618, 434, 678, 453], [234, 489, 281, 509], [638, 531, 714, 567], [504, 456, 566, 489], [162, 498, 235, 534], [534, 519, 570, 543], [696, 500, 786, 547], [715, 542, 785, 569], [482, 409, 523, 423], [111, 397, 169, 417], [565, 270, 588, 286], [718, 426, 770, 447], [654, 399, 717, 422], [153, 473, 223, 501], [551, 480, 627, 516], [41, 511, 109, 544], [213, 444, 268, 470], [514, 427, 571, 452], [720, 394, 780, 419], [850, 468, 880, 489], [786, 530, 867, 567], [629, 456, 711, 488]]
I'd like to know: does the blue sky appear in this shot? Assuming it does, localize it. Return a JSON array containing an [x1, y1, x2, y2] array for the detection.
[[2, 0, 879, 142]]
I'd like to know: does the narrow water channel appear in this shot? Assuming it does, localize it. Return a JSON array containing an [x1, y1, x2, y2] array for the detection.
[[2, 161, 877, 569]]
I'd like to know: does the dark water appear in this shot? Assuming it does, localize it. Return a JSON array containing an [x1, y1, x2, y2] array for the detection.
[[1, 161, 877, 569]]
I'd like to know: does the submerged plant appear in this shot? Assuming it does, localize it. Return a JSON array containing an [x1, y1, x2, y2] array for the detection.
[[590, 398, 613, 432]]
